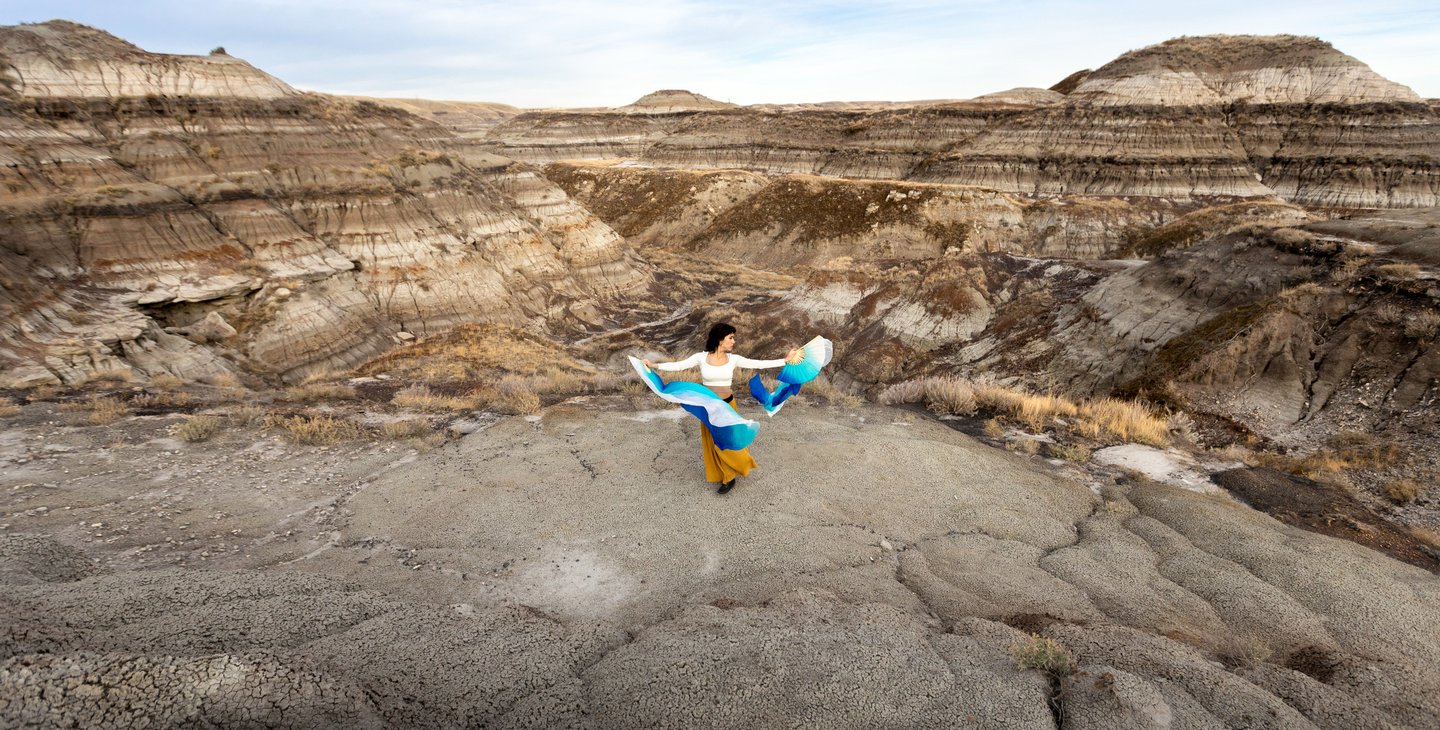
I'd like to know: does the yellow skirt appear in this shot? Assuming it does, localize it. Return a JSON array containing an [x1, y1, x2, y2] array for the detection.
[[701, 401, 757, 483]]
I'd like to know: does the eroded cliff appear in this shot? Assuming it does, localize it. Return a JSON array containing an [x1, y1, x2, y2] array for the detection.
[[0, 21, 649, 386]]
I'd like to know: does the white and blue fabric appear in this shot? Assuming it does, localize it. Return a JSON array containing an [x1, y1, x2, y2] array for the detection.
[[629, 356, 760, 450], [747, 336, 834, 416]]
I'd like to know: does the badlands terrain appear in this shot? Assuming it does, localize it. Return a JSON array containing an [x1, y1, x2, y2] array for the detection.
[[3, 20, 1440, 728]]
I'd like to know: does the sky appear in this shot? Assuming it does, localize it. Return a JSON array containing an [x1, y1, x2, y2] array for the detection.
[[3, 1, 1438, 108]]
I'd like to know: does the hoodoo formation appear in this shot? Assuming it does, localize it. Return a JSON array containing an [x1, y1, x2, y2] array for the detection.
[[3, 22, 1440, 729]]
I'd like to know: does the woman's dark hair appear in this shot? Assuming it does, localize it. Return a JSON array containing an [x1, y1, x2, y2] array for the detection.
[[705, 322, 736, 353]]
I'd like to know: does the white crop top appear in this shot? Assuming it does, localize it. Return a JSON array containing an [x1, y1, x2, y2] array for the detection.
[[655, 352, 787, 387]]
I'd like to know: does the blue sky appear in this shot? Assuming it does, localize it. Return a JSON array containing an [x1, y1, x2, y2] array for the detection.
[[3, 1, 1437, 107]]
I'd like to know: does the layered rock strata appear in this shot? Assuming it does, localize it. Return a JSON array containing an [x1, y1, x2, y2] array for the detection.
[[0, 22, 649, 386], [488, 36, 1440, 209], [546, 161, 1258, 264]]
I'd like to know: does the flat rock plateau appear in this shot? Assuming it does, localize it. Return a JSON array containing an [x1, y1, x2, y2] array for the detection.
[[3, 21, 1440, 729]]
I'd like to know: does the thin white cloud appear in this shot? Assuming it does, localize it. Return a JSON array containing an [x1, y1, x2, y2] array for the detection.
[[2, 0, 1436, 105]]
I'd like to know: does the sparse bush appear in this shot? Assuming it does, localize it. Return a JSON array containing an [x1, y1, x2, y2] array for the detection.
[[1076, 398, 1168, 447], [1009, 635, 1075, 676], [1377, 263, 1421, 282], [85, 370, 134, 385], [1373, 303, 1404, 325], [804, 376, 862, 408], [85, 396, 128, 425], [267, 414, 364, 445], [1045, 442, 1092, 463], [1006, 438, 1040, 455], [1217, 636, 1273, 669], [1384, 478, 1424, 504], [982, 418, 1005, 438], [284, 383, 356, 402], [393, 384, 474, 412], [176, 415, 222, 442], [229, 404, 269, 427], [1403, 310, 1440, 340], [149, 373, 185, 391], [0, 398, 20, 418], [26, 385, 60, 402], [1018, 393, 1078, 431], [383, 419, 434, 439]]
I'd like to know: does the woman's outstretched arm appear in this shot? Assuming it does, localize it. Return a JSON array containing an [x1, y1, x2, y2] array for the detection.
[[732, 348, 803, 369], [644, 352, 703, 371]]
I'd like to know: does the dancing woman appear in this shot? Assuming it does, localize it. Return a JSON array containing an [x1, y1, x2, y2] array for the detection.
[[645, 323, 800, 494]]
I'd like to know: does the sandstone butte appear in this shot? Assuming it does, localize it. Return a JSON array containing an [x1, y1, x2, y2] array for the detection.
[[3, 20, 1440, 730]]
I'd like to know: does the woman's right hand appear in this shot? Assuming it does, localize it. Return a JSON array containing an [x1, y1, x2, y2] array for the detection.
[[642, 359, 654, 370]]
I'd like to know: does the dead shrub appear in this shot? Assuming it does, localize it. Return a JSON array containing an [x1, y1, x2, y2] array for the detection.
[[1372, 303, 1404, 325], [176, 415, 222, 442], [267, 414, 364, 445], [1384, 478, 1424, 504], [1403, 310, 1440, 340], [85, 396, 128, 425], [26, 385, 60, 402], [284, 383, 356, 402], [1076, 398, 1168, 447], [974, 383, 1027, 413], [0, 398, 20, 418], [982, 419, 1005, 438], [148, 373, 185, 391], [803, 376, 862, 408], [85, 370, 134, 386], [382, 419, 434, 439], [1006, 438, 1040, 455], [1017, 393, 1078, 431], [1045, 442, 1092, 463], [1008, 635, 1075, 676], [229, 404, 269, 427], [392, 385, 474, 412], [1377, 263, 1421, 282], [1217, 636, 1274, 669]]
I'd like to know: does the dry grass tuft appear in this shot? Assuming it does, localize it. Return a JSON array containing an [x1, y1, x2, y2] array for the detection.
[[229, 404, 269, 428], [473, 377, 542, 415], [148, 373, 185, 391], [1404, 310, 1440, 341], [802, 375, 862, 408], [85, 396, 129, 425], [879, 376, 975, 415], [1372, 303, 1404, 325], [1006, 438, 1040, 455], [382, 419, 434, 439], [284, 383, 356, 402], [1376, 263, 1421, 282], [392, 385, 475, 412], [1076, 398, 1168, 447], [1217, 637, 1273, 669], [1008, 635, 1075, 676], [1018, 393, 1079, 431], [0, 398, 20, 418], [1045, 442, 1092, 463], [266, 414, 365, 445], [176, 415, 222, 442], [26, 385, 60, 402], [982, 418, 1005, 439], [85, 370, 134, 386], [1384, 478, 1424, 504]]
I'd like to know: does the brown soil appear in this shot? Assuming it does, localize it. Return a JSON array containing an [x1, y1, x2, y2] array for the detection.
[[1213, 467, 1440, 572]]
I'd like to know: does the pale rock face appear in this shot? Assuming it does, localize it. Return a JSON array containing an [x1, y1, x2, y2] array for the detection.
[[0, 21, 296, 99], [1069, 35, 1421, 106], [618, 89, 738, 115], [0, 22, 650, 385]]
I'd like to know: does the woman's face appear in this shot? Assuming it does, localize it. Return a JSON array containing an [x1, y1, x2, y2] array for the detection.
[[720, 333, 736, 352]]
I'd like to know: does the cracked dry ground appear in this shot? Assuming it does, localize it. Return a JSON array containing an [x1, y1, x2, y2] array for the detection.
[[3, 397, 1439, 728]]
